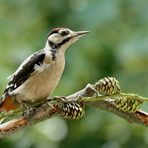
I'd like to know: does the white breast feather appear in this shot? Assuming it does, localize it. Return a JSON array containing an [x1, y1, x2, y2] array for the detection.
[[34, 63, 50, 72]]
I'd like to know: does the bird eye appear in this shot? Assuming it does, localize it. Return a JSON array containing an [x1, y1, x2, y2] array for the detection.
[[60, 30, 69, 36]]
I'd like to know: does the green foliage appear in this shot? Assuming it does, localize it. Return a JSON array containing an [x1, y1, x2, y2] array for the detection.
[[0, 0, 148, 148]]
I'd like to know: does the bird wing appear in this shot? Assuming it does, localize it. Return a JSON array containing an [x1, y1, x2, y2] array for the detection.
[[3, 50, 46, 95]]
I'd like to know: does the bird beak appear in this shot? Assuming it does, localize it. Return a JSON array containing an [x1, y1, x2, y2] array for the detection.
[[72, 31, 90, 38]]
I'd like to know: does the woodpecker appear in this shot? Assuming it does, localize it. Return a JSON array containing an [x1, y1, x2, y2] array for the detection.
[[0, 27, 89, 113]]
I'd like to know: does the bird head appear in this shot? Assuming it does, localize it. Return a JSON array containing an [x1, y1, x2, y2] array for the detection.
[[45, 28, 89, 52]]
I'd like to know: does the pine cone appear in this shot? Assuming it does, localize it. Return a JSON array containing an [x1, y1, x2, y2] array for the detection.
[[114, 95, 143, 113], [95, 77, 121, 95], [57, 97, 85, 120]]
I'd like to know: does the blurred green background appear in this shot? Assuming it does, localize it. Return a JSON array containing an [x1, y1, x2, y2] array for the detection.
[[0, 0, 148, 147]]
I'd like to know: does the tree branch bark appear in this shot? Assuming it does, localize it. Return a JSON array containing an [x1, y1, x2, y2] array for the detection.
[[0, 79, 148, 138]]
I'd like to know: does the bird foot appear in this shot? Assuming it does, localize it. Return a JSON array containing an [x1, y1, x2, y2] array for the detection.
[[21, 103, 34, 120]]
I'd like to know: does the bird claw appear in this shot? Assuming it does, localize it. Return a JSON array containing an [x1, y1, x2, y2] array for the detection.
[[21, 103, 34, 120]]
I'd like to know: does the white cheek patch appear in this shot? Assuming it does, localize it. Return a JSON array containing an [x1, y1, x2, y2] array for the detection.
[[49, 34, 63, 44]]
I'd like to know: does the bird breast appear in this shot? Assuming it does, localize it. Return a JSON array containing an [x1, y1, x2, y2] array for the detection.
[[14, 53, 65, 103]]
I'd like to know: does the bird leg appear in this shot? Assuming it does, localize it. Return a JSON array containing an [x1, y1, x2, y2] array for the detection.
[[21, 102, 35, 120]]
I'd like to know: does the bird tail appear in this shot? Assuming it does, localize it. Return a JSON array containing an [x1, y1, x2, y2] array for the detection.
[[0, 95, 5, 124], [0, 94, 17, 112], [0, 94, 18, 124]]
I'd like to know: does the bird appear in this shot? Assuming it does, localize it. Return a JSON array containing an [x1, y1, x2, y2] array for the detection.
[[0, 27, 89, 114]]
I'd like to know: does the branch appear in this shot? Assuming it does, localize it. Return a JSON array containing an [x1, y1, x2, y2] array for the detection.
[[0, 78, 148, 138]]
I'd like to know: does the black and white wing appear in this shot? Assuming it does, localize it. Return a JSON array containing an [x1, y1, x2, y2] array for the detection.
[[3, 50, 46, 95]]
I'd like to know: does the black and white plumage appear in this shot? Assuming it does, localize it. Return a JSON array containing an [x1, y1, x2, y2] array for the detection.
[[0, 28, 89, 108], [4, 50, 45, 95]]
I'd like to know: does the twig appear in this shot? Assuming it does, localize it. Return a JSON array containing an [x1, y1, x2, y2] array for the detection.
[[0, 79, 148, 138], [0, 102, 57, 138]]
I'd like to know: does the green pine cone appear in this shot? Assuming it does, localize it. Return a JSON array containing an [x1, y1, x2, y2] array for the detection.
[[114, 95, 143, 113], [95, 77, 121, 95]]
